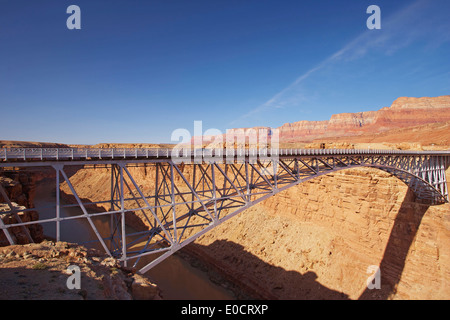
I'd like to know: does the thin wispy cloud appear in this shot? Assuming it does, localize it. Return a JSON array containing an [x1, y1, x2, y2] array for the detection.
[[230, 0, 449, 126], [229, 64, 324, 125]]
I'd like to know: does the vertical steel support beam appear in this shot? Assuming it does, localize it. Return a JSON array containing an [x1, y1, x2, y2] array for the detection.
[[109, 164, 116, 250], [55, 166, 61, 242], [192, 164, 196, 211], [439, 156, 449, 201], [170, 162, 177, 244], [273, 159, 278, 190], [210, 162, 219, 221], [154, 163, 159, 227], [245, 161, 250, 203], [110, 164, 116, 212], [109, 164, 122, 252], [119, 164, 127, 267]]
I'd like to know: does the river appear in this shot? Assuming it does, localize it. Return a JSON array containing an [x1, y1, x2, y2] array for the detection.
[[33, 179, 236, 300]]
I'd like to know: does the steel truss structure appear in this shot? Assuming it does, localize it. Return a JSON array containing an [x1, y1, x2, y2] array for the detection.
[[0, 148, 449, 273]]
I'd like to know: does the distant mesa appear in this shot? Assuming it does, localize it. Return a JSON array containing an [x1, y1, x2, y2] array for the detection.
[[276, 95, 450, 143], [191, 95, 450, 147]]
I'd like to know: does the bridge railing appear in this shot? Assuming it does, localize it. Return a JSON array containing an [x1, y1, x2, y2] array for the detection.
[[0, 147, 449, 162]]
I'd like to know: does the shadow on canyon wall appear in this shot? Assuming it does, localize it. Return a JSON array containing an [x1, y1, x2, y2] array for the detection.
[[358, 188, 431, 300], [187, 187, 434, 300], [185, 240, 349, 300]]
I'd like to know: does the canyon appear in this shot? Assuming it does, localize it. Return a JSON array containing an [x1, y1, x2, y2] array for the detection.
[[1, 94, 449, 299]]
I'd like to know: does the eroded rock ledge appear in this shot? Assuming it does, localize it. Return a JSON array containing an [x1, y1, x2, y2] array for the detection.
[[0, 240, 162, 300]]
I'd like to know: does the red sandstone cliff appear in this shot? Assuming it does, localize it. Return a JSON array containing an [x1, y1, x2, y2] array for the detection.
[[187, 95, 450, 146], [278, 95, 450, 142]]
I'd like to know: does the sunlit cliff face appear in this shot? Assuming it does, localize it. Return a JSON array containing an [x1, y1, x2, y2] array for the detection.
[[188, 167, 450, 300], [275, 96, 450, 142]]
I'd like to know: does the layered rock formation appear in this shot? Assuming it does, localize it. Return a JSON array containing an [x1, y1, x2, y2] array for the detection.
[[390, 96, 450, 110], [187, 95, 450, 146], [278, 95, 450, 142], [188, 167, 450, 300], [327, 120, 450, 147], [0, 138, 64, 245], [0, 141, 69, 148], [0, 173, 44, 246]]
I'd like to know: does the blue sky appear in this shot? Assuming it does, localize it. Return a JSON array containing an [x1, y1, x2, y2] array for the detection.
[[0, 0, 449, 144]]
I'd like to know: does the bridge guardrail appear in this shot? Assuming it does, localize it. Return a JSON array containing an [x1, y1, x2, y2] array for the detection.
[[0, 147, 449, 162]]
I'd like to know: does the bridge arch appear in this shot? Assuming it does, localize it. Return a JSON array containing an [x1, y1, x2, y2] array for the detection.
[[128, 158, 448, 273]]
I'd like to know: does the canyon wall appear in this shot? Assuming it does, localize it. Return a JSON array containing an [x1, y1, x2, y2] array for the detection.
[[187, 167, 450, 299], [0, 140, 65, 246], [327, 120, 450, 147], [0, 172, 45, 246]]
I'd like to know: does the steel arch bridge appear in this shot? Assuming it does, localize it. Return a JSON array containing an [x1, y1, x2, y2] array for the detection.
[[0, 147, 449, 274]]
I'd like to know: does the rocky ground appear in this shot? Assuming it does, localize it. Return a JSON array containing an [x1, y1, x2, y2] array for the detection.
[[0, 240, 162, 300]]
